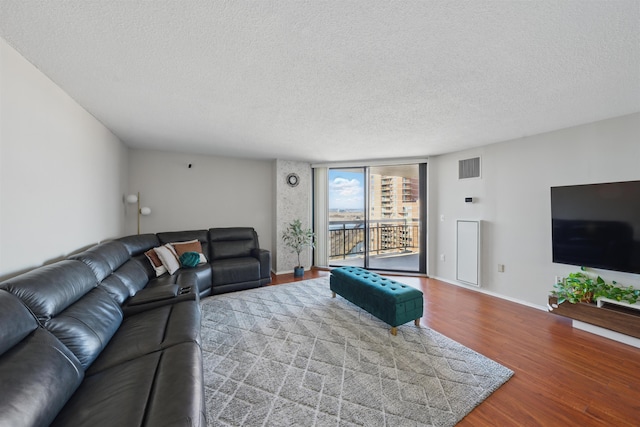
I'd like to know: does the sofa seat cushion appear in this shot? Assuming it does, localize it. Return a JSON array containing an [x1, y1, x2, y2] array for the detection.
[[210, 257, 260, 286], [0, 291, 84, 427], [87, 300, 201, 374], [52, 342, 205, 427]]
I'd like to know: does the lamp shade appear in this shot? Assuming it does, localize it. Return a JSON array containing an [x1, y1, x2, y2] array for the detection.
[[126, 194, 139, 204], [140, 207, 152, 216]]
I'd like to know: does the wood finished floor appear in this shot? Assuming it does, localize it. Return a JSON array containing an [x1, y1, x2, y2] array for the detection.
[[270, 270, 640, 426]]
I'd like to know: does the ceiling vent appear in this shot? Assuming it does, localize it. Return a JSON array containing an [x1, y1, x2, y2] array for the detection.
[[459, 157, 480, 179]]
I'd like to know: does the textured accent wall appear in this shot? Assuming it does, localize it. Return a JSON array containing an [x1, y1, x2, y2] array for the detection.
[[275, 160, 312, 274]]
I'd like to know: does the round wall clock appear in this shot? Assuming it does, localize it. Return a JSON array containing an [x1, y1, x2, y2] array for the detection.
[[286, 173, 300, 187]]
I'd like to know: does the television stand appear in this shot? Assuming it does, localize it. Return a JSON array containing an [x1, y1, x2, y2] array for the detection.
[[596, 296, 640, 313], [548, 296, 640, 346]]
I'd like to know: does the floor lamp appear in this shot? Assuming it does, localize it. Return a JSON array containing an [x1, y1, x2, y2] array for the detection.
[[126, 192, 151, 235]]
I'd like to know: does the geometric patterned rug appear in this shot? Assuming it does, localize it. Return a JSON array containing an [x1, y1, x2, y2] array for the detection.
[[200, 278, 513, 426]]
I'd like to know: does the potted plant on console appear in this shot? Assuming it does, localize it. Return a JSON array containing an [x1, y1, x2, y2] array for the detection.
[[282, 219, 315, 278], [549, 267, 640, 340], [551, 270, 603, 304], [551, 268, 639, 306]]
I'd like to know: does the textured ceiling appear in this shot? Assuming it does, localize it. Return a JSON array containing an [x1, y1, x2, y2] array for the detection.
[[1, 1, 638, 163]]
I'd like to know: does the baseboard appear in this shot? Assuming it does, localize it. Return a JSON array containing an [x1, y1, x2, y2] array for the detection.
[[432, 276, 548, 312], [273, 268, 309, 276], [273, 266, 331, 276]]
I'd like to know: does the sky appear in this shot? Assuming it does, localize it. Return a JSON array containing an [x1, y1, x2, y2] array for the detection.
[[328, 169, 364, 210]]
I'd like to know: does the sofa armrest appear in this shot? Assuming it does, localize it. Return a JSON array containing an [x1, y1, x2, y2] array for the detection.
[[127, 285, 179, 306], [251, 248, 272, 282], [121, 284, 198, 317], [176, 265, 212, 298]]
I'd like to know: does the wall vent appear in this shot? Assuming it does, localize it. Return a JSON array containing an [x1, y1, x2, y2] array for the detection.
[[458, 157, 480, 179]]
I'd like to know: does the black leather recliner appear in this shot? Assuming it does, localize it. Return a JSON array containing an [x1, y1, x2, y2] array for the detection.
[[156, 229, 214, 297], [0, 225, 270, 426], [208, 227, 272, 294], [0, 260, 205, 426]]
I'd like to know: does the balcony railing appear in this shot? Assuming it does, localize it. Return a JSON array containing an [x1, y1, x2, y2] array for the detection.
[[329, 219, 419, 260]]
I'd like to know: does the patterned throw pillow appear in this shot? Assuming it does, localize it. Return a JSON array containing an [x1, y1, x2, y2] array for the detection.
[[153, 244, 181, 275], [144, 249, 167, 277], [171, 239, 207, 264]]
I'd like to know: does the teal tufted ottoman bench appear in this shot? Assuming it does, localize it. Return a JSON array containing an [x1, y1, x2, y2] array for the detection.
[[330, 266, 423, 335]]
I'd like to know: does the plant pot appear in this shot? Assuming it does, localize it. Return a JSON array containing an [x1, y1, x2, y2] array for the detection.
[[294, 266, 305, 278], [580, 292, 594, 303]]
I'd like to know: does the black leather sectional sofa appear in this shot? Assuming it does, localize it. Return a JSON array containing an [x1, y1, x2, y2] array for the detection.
[[0, 227, 271, 427]]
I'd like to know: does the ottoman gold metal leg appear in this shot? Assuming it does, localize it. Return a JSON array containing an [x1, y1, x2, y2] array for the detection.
[[414, 318, 420, 327], [390, 327, 397, 336], [331, 291, 336, 298]]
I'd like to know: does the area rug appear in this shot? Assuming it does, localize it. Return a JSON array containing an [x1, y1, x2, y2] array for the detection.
[[200, 278, 513, 426]]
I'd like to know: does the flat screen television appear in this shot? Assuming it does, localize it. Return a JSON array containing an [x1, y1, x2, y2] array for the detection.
[[551, 180, 640, 275]]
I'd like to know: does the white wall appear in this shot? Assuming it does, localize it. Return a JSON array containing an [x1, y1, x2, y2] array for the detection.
[[0, 38, 128, 278], [274, 159, 312, 274], [429, 113, 640, 308], [127, 148, 273, 252]]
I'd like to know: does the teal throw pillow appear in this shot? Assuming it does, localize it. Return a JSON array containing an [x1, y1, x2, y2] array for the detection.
[[179, 251, 200, 268]]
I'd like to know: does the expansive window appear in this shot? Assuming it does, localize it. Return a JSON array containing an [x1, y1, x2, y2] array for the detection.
[[325, 163, 426, 273], [328, 168, 366, 268]]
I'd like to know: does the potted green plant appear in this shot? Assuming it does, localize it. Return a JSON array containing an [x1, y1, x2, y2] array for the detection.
[[594, 280, 639, 305], [551, 267, 639, 305], [552, 270, 603, 304], [282, 219, 315, 277]]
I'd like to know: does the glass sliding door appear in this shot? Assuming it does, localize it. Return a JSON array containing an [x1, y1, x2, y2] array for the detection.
[[367, 164, 421, 272], [328, 168, 366, 267], [327, 163, 426, 273]]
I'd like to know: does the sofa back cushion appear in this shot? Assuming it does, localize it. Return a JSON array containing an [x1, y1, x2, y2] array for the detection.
[[208, 227, 258, 260], [89, 241, 130, 274], [111, 259, 150, 296], [0, 260, 123, 370], [69, 241, 130, 282], [118, 233, 161, 256], [133, 253, 158, 279], [0, 290, 84, 427], [100, 274, 131, 305], [0, 260, 97, 323], [0, 290, 38, 356], [67, 250, 112, 282]]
